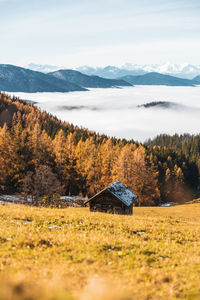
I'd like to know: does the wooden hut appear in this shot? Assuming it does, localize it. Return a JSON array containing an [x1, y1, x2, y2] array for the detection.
[[85, 180, 137, 215]]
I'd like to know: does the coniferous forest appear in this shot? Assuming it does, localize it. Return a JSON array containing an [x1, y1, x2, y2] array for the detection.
[[0, 92, 199, 205]]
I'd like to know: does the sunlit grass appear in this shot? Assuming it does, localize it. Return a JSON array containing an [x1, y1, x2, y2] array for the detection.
[[1, 204, 200, 299]]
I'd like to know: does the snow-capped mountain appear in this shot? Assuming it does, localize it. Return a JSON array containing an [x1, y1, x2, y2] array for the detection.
[[77, 63, 200, 79], [121, 63, 200, 79], [77, 65, 146, 79], [25, 63, 200, 79], [25, 63, 61, 73]]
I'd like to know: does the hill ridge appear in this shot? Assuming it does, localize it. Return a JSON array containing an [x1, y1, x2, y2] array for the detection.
[[0, 64, 86, 93], [119, 72, 197, 86], [48, 69, 132, 88]]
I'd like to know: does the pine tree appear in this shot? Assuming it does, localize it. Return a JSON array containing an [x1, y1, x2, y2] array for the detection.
[[99, 139, 116, 188], [0, 124, 19, 192]]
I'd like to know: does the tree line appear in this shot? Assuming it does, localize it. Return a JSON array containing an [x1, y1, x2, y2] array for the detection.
[[0, 93, 198, 205]]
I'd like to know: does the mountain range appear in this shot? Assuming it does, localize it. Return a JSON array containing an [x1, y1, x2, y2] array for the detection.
[[0, 64, 86, 93], [48, 69, 131, 88], [0, 65, 131, 93], [77, 63, 200, 80], [25, 63, 200, 79], [119, 72, 197, 86], [0, 64, 199, 93]]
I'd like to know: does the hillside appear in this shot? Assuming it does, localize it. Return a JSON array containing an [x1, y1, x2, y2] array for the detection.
[[193, 74, 200, 82], [119, 72, 197, 86], [48, 69, 132, 88], [0, 92, 198, 204], [1, 204, 200, 300], [0, 65, 198, 92], [77, 65, 146, 79], [0, 64, 86, 92]]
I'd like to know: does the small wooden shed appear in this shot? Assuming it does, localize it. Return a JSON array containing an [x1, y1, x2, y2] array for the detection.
[[85, 180, 137, 215]]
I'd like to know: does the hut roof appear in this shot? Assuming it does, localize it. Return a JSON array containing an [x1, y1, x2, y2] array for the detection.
[[86, 180, 137, 207]]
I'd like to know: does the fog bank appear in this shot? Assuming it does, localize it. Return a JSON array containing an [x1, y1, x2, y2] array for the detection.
[[8, 85, 200, 142]]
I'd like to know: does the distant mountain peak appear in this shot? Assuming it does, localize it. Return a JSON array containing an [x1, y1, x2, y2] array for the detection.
[[24, 62, 200, 79], [76, 63, 200, 79], [24, 63, 62, 74]]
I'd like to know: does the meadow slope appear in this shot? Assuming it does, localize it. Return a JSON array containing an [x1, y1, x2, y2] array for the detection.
[[0, 204, 200, 300]]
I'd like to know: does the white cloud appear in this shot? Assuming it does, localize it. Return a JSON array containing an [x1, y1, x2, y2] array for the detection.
[[7, 86, 200, 142]]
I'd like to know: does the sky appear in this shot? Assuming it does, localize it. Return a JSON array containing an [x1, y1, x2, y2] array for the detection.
[[0, 0, 200, 67]]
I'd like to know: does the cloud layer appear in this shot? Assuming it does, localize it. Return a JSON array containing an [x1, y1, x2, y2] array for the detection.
[[8, 85, 200, 142]]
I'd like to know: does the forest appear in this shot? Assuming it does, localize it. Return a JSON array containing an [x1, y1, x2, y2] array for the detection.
[[0, 92, 199, 206]]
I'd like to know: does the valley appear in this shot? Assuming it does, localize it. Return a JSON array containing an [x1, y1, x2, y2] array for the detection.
[[8, 85, 200, 142]]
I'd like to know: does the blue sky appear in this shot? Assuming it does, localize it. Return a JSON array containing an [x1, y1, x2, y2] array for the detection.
[[0, 0, 200, 67]]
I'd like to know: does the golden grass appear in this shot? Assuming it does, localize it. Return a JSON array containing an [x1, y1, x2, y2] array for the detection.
[[1, 204, 200, 299], [185, 198, 200, 204]]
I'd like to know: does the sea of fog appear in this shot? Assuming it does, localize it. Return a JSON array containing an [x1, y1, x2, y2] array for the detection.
[[9, 85, 200, 142]]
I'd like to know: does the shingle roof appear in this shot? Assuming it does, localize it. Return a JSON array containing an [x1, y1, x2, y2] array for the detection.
[[87, 180, 137, 207]]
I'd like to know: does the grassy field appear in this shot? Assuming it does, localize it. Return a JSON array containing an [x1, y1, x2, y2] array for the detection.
[[1, 204, 200, 300]]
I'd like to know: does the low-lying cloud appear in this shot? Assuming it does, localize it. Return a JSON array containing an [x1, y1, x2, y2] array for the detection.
[[56, 105, 100, 111], [8, 85, 200, 142]]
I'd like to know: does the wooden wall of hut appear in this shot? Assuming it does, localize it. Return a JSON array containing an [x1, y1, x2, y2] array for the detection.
[[89, 190, 133, 215]]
